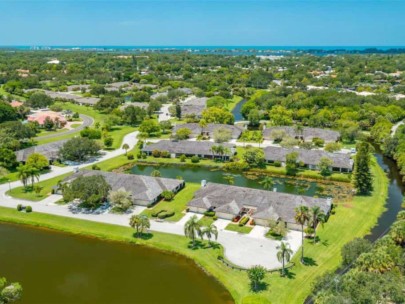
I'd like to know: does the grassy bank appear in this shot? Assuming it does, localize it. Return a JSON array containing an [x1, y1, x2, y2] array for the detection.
[[0, 157, 388, 303]]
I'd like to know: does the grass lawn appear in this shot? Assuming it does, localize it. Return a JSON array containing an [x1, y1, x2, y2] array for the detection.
[[226, 95, 243, 112], [198, 216, 215, 227], [36, 128, 69, 137], [6, 173, 72, 201], [0, 157, 388, 304], [141, 183, 200, 222], [225, 223, 253, 234]]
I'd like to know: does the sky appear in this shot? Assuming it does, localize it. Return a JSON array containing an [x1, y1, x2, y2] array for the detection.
[[0, 0, 404, 46]]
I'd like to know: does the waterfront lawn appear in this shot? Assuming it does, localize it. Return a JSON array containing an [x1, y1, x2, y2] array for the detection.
[[141, 183, 200, 222], [225, 223, 253, 234], [6, 173, 72, 201], [0, 158, 388, 304]]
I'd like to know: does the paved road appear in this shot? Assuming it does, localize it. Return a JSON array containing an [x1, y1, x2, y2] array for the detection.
[[35, 114, 94, 140], [391, 120, 404, 137]]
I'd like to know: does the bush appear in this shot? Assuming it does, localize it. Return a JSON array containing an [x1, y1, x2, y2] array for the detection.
[[92, 164, 100, 170], [127, 153, 134, 160], [25, 205, 32, 213], [80, 127, 102, 139], [16, 204, 23, 211], [162, 190, 175, 201], [152, 150, 161, 158], [273, 161, 282, 167], [239, 216, 249, 226], [223, 161, 249, 171], [204, 211, 216, 217], [191, 155, 200, 163], [179, 154, 187, 162], [157, 210, 175, 219], [312, 137, 325, 147], [160, 150, 170, 158], [213, 215, 218, 220], [152, 209, 167, 217]]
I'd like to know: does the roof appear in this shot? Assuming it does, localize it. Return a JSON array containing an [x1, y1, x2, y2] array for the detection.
[[63, 170, 184, 203], [142, 140, 235, 157], [264, 146, 353, 169], [263, 126, 340, 142], [10, 100, 23, 108], [172, 123, 243, 139], [120, 102, 149, 110], [181, 97, 207, 117], [27, 111, 67, 125], [15, 139, 68, 162], [188, 183, 332, 223]]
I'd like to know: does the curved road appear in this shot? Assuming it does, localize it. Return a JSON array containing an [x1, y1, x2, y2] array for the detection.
[[35, 114, 94, 140]]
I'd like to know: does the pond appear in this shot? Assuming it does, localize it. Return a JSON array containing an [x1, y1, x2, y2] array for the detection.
[[231, 98, 247, 121], [0, 223, 233, 304], [130, 164, 333, 198]]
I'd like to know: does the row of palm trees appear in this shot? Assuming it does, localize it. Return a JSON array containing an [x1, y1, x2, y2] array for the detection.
[[210, 145, 231, 161], [184, 215, 218, 246], [17, 164, 40, 190]]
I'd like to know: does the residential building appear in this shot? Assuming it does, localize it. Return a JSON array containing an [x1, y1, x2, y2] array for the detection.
[[181, 97, 207, 118], [263, 126, 340, 143], [172, 123, 243, 139], [15, 140, 68, 163], [27, 111, 67, 127]]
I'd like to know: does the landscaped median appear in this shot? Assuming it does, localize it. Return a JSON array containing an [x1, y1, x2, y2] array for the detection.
[[0, 157, 388, 304]]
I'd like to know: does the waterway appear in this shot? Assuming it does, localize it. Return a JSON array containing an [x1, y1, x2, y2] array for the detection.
[[231, 98, 247, 121], [0, 223, 233, 304]]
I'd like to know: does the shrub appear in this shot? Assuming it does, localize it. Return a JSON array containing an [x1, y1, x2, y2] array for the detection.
[[312, 137, 325, 147], [162, 190, 175, 201], [204, 211, 216, 217], [16, 204, 23, 211], [80, 127, 102, 139], [179, 154, 186, 162], [25, 205, 32, 213], [127, 153, 134, 160], [92, 164, 100, 170], [213, 215, 218, 220], [304, 227, 315, 237], [160, 150, 170, 158], [223, 161, 249, 171], [152, 150, 161, 158], [157, 210, 175, 219], [152, 209, 167, 217], [191, 155, 200, 163], [274, 161, 282, 167], [239, 216, 249, 226]]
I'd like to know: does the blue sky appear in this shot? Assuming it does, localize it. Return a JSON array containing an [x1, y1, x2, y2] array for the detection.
[[1, 0, 404, 46]]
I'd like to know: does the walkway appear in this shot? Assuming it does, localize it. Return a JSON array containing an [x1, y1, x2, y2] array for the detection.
[[391, 120, 404, 137], [35, 114, 94, 140]]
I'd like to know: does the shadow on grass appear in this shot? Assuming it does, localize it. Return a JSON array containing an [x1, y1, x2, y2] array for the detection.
[[303, 257, 318, 266], [132, 233, 154, 240], [250, 281, 269, 293], [187, 240, 218, 250], [280, 268, 296, 279]]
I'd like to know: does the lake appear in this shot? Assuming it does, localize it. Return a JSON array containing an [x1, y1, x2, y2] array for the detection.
[[0, 223, 233, 304]]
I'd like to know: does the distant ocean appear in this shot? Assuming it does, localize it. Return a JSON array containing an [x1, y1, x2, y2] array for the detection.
[[1, 45, 405, 55]]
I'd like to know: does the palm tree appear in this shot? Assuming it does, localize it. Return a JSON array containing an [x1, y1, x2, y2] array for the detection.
[[27, 166, 40, 189], [203, 224, 218, 246], [276, 242, 293, 276], [129, 215, 150, 237], [295, 205, 310, 264], [17, 165, 29, 189], [310, 206, 326, 243], [199, 119, 208, 137], [184, 215, 202, 247], [223, 147, 231, 161], [260, 176, 273, 190], [211, 145, 218, 159], [122, 143, 130, 155]]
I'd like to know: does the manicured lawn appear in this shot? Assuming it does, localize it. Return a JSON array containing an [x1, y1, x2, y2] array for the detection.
[[141, 183, 200, 222], [36, 128, 69, 137], [225, 223, 253, 234], [198, 216, 215, 227], [0, 157, 388, 304], [6, 173, 72, 201]]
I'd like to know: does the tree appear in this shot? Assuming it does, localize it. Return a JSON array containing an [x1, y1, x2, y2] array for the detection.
[[213, 127, 232, 143], [269, 105, 293, 126], [161, 190, 175, 201], [247, 265, 266, 291], [202, 107, 234, 124], [324, 142, 342, 153], [248, 109, 261, 126], [103, 136, 114, 148], [341, 238, 372, 266], [62, 175, 111, 208], [0, 166, 9, 181], [0, 102, 18, 123], [286, 152, 299, 176], [43, 116, 55, 130], [277, 242, 293, 276], [309, 206, 326, 243], [259, 176, 273, 190], [139, 119, 161, 137], [184, 215, 202, 247], [175, 128, 191, 140], [129, 214, 150, 238], [108, 188, 132, 212], [59, 137, 101, 162], [0, 148, 16, 169], [353, 142, 373, 195], [202, 224, 218, 246], [243, 148, 266, 168], [159, 120, 172, 134], [34, 185, 43, 197], [122, 143, 130, 155], [17, 164, 30, 189], [26, 153, 49, 171], [0, 277, 22, 303], [295, 205, 310, 263], [318, 157, 333, 177], [26, 92, 53, 108], [94, 96, 122, 113], [122, 105, 147, 125], [175, 103, 182, 119], [199, 119, 207, 135]]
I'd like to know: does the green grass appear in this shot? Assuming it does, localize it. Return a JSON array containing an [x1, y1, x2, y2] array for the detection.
[[141, 183, 200, 222], [225, 223, 253, 234], [0, 157, 388, 304], [6, 173, 72, 201], [226, 95, 243, 111], [198, 216, 215, 227], [36, 128, 69, 137]]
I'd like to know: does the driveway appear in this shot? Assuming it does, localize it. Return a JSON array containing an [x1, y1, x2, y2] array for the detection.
[[35, 114, 94, 140], [158, 104, 172, 122]]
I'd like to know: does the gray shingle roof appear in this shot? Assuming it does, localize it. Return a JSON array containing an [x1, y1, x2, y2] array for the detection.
[[15, 140, 68, 162], [181, 97, 207, 117], [264, 146, 353, 170], [120, 102, 149, 110], [63, 170, 184, 203], [263, 126, 340, 142], [188, 183, 332, 223], [172, 123, 243, 139], [142, 140, 235, 157]]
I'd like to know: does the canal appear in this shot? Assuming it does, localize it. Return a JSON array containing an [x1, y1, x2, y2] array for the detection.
[[0, 223, 233, 304]]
